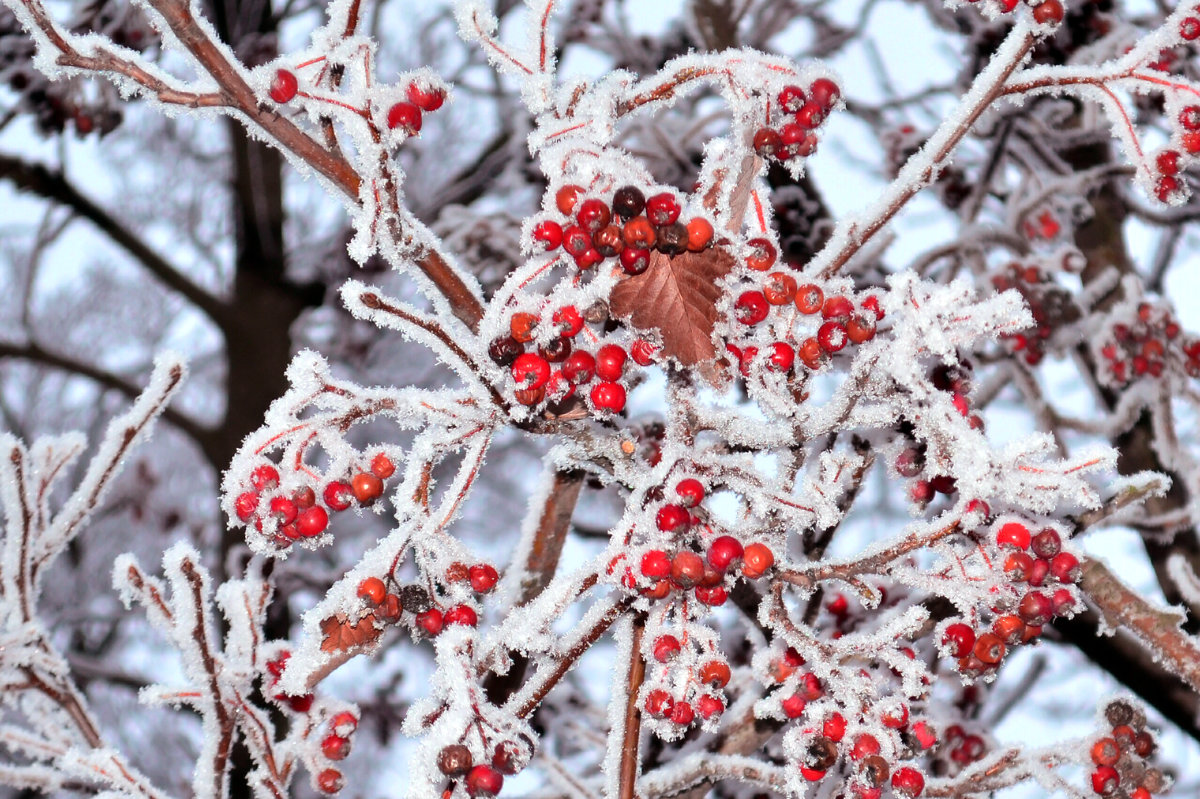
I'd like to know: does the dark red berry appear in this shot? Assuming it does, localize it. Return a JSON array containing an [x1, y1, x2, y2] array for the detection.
[[269, 70, 298, 103]]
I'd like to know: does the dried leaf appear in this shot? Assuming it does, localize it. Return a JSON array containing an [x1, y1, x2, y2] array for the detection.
[[319, 613, 380, 653], [609, 248, 736, 369]]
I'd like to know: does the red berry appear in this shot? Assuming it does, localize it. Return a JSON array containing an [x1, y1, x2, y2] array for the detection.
[[1156, 175, 1180, 203], [562, 351, 596, 384], [823, 713, 846, 742], [891, 767, 925, 798], [324, 481, 354, 511], [1091, 765, 1119, 796], [315, 768, 344, 794], [707, 535, 744, 571], [645, 192, 681, 226], [795, 100, 824, 129], [817, 320, 847, 353], [466, 765, 504, 797], [653, 634, 682, 662], [942, 623, 976, 658], [1157, 150, 1180, 176], [646, 689, 674, 718], [753, 127, 782, 158], [781, 693, 806, 718], [562, 225, 592, 257], [767, 342, 795, 372], [251, 464, 280, 491], [850, 733, 880, 760], [846, 314, 876, 344], [697, 694, 724, 719], [996, 521, 1031, 550], [619, 246, 651, 275], [1018, 591, 1053, 626], [512, 353, 551, 389], [330, 711, 358, 736], [555, 185, 583, 215], [269, 69, 298, 103], [670, 700, 695, 726], [595, 344, 627, 381], [641, 549, 671, 579], [1182, 16, 1200, 40], [576, 198, 612, 232], [1050, 587, 1076, 616], [670, 551, 705, 588], [445, 604, 478, 627], [469, 564, 499, 593], [972, 632, 1005, 665], [386, 102, 422, 135], [1031, 527, 1062, 558], [235, 491, 259, 522], [1004, 551, 1034, 582], [764, 271, 797, 305], [1032, 0, 1063, 25], [699, 660, 731, 688], [778, 85, 806, 112], [590, 382, 626, 413], [657, 503, 690, 532], [675, 478, 705, 507], [416, 608, 443, 635], [742, 542, 774, 578], [694, 584, 728, 605], [293, 486, 316, 509], [370, 453, 395, 479], [352, 472, 383, 503], [809, 77, 840, 110], [321, 734, 350, 760], [736, 291, 769, 325], [407, 82, 444, 111], [795, 284, 824, 314], [297, 506, 329, 537], [357, 577, 386, 605], [1049, 551, 1081, 583], [552, 306, 584, 338], [1091, 737, 1120, 767], [745, 238, 778, 271], [630, 338, 658, 366], [532, 220, 563, 251]]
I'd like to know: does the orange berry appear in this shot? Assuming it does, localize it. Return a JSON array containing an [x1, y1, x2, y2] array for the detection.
[[685, 217, 714, 251], [370, 453, 396, 479], [742, 542, 775, 578], [357, 577, 386, 605], [352, 472, 384, 503]]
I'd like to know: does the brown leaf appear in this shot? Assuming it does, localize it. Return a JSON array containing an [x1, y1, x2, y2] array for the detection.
[[319, 613, 381, 653], [609, 248, 736, 369]]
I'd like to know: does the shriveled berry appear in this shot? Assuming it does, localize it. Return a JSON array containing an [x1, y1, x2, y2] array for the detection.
[[488, 336, 523, 367], [370, 453, 395, 479], [656, 222, 688, 255], [612, 185, 646, 220], [438, 744, 474, 776], [593, 224, 624, 257]]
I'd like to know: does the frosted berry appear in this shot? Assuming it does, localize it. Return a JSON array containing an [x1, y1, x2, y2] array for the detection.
[[622, 216, 656, 250], [645, 689, 674, 718], [795, 284, 824, 314], [620, 246, 651, 275], [1180, 106, 1200, 131], [562, 351, 596, 384], [695, 584, 727, 605], [438, 744, 473, 777], [675, 478, 705, 507], [822, 295, 854, 319], [235, 491, 259, 522], [656, 222, 688, 255], [1004, 551, 1034, 582], [531, 220, 563, 251], [576, 198, 611, 232], [321, 734, 350, 760], [465, 765, 504, 797], [798, 338, 823, 368], [352, 472, 383, 503], [764, 271, 797, 305], [469, 564, 499, 593], [657, 503, 690, 532], [645, 192, 681, 226], [972, 632, 1005, 665], [512, 353, 551, 389], [823, 712, 846, 742], [293, 486, 316, 508], [1183, 16, 1200, 40], [315, 768, 344, 794], [444, 604, 478, 627], [736, 291, 769, 325], [891, 768, 925, 798], [767, 342, 794, 372], [996, 521, 1031, 550], [251, 464, 280, 491], [753, 128, 782, 158], [707, 535, 744, 571], [357, 577, 386, 605], [778, 85, 806, 112], [745, 238, 778, 272], [324, 481, 354, 511], [297, 506, 329, 537], [386, 102, 422, 135], [407, 82, 445, 111], [370, 453, 396, 479], [1091, 737, 1120, 767], [817, 320, 847, 353], [562, 226, 592, 258], [846, 313, 876, 344], [795, 101, 824, 129], [267, 496, 295, 526], [1049, 551, 1081, 583], [555, 184, 582, 215], [1031, 528, 1062, 558], [699, 660, 731, 688], [488, 336, 523, 367], [269, 69, 298, 103], [641, 549, 671, 578], [809, 77, 840, 110], [631, 339, 658, 365], [781, 693, 806, 718], [1091, 766, 1119, 796], [697, 694, 724, 719], [1032, 0, 1063, 24], [416, 608, 443, 636], [595, 344, 627, 381], [539, 337, 571, 364], [653, 634, 682, 662], [590, 382, 626, 413], [670, 551, 705, 588], [942, 623, 975, 658]]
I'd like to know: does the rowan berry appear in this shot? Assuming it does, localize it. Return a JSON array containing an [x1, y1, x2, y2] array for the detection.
[[670, 551, 705, 588], [699, 660, 731, 688], [444, 604, 478, 627], [590, 381, 626, 413], [315, 768, 344, 794], [612, 185, 645, 220], [321, 734, 350, 760], [512, 353, 551, 389], [996, 521, 1031, 550], [619, 246, 651, 275], [465, 765, 504, 797], [438, 744, 473, 776], [269, 69, 298, 103], [556, 185, 583, 215], [645, 192, 681, 226], [357, 577, 386, 605], [469, 564, 499, 593], [653, 634, 682, 662], [297, 506, 328, 537], [745, 238, 777, 271], [386, 102, 422, 135], [352, 472, 383, 503], [795, 284, 824, 314], [742, 542, 774, 578]]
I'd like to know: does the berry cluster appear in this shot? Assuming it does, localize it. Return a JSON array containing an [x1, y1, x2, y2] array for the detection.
[[232, 454, 396, 551], [1096, 298, 1199, 387], [492, 305, 657, 414], [263, 652, 361, 794], [965, 0, 1064, 26], [940, 520, 1081, 678], [726, 274, 883, 377], [268, 66, 445, 137], [991, 261, 1081, 366], [530, 184, 716, 272], [938, 724, 990, 773], [435, 735, 530, 797], [751, 77, 841, 163], [1088, 700, 1167, 798], [355, 561, 496, 638]]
